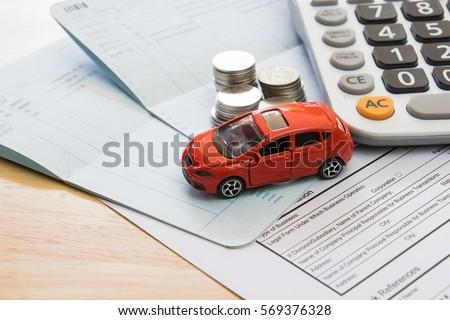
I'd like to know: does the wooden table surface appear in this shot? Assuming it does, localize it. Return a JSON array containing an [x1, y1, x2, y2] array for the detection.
[[0, 0, 237, 300]]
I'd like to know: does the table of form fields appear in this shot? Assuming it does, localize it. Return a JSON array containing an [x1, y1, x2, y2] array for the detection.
[[260, 146, 450, 296]]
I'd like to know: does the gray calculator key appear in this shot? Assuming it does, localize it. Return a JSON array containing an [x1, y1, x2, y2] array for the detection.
[[364, 24, 407, 46], [356, 3, 397, 24], [382, 68, 429, 94], [338, 73, 374, 95], [330, 50, 365, 70], [311, 0, 338, 6], [407, 94, 450, 119], [373, 45, 418, 69], [347, 0, 374, 3], [422, 43, 450, 65], [432, 66, 450, 89], [412, 21, 450, 43], [401, 0, 444, 21], [322, 29, 356, 47], [316, 8, 348, 26]]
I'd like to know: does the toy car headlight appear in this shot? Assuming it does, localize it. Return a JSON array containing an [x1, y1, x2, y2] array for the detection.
[[336, 117, 346, 132]]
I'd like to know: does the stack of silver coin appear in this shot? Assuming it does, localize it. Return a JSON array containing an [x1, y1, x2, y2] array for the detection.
[[211, 85, 262, 126], [212, 50, 257, 91], [257, 66, 306, 102]]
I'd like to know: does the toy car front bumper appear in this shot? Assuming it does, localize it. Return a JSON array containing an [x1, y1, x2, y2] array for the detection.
[[182, 167, 208, 191]]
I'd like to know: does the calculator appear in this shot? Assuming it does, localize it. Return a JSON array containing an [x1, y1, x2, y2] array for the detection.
[[290, 0, 450, 146]]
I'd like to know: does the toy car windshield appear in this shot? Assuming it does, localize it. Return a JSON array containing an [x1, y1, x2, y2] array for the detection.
[[214, 114, 264, 159]]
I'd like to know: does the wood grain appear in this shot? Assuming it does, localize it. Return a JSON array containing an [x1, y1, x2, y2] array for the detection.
[[0, 0, 237, 299]]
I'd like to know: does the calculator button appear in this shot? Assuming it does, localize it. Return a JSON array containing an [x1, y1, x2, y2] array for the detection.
[[316, 8, 348, 26], [421, 43, 450, 65], [364, 24, 407, 46], [432, 66, 450, 89], [411, 21, 450, 43], [311, 0, 338, 6], [382, 68, 429, 94], [330, 50, 365, 70], [407, 94, 450, 119], [348, 0, 374, 4], [356, 96, 395, 120], [322, 29, 356, 47], [373, 45, 418, 69], [338, 73, 374, 95], [355, 3, 397, 24], [401, 0, 444, 21]]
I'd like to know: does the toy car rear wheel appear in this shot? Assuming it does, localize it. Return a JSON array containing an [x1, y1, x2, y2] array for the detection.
[[219, 177, 245, 198], [319, 158, 343, 180]]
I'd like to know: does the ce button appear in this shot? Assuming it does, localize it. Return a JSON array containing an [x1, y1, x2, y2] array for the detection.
[[339, 73, 375, 95]]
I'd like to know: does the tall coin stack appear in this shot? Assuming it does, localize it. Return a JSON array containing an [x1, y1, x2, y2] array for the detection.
[[212, 50, 257, 91], [211, 85, 262, 127], [257, 66, 306, 102]]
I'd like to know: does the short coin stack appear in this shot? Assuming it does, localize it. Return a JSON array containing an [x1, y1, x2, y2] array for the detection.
[[211, 85, 262, 127], [212, 51, 257, 91], [257, 66, 306, 102]]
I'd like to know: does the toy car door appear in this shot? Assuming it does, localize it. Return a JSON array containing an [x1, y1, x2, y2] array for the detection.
[[249, 136, 292, 186], [291, 131, 326, 178]]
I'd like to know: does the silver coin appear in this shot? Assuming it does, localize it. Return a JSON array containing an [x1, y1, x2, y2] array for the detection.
[[216, 86, 262, 109], [210, 107, 223, 127], [258, 66, 300, 87], [212, 51, 256, 73], [262, 78, 303, 90]]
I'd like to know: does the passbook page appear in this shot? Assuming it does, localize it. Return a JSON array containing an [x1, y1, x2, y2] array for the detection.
[[0, 40, 317, 247], [50, 0, 301, 136], [113, 145, 450, 298]]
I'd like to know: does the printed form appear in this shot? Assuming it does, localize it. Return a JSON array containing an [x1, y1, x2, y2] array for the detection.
[[50, 0, 301, 136], [112, 145, 450, 299]]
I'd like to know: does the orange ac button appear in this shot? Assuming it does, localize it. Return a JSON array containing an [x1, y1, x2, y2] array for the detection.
[[356, 96, 395, 120]]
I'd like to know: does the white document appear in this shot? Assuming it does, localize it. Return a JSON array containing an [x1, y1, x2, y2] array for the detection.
[[50, 0, 301, 136], [109, 145, 450, 299], [0, 40, 328, 247]]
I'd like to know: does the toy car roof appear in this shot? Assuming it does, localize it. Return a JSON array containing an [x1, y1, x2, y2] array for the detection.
[[254, 102, 334, 137]]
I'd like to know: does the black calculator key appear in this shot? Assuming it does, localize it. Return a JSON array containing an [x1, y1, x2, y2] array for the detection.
[[422, 43, 450, 65], [401, 0, 444, 21], [432, 66, 450, 89], [364, 24, 407, 46], [373, 45, 418, 69], [412, 21, 450, 43], [356, 3, 397, 24], [382, 68, 429, 93]]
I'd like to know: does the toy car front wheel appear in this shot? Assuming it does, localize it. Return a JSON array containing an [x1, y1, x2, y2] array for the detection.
[[319, 158, 343, 180], [219, 177, 245, 198]]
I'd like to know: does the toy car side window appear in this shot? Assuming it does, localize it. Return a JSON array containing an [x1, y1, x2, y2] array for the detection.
[[295, 132, 321, 148], [259, 136, 290, 157]]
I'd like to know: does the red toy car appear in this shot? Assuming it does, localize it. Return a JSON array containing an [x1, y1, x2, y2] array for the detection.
[[182, 102, 354, 198]]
